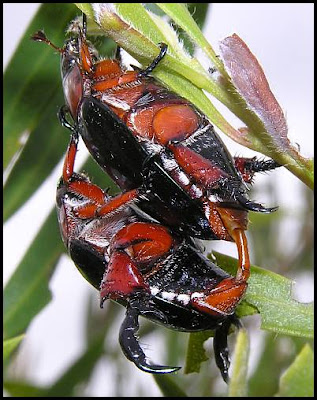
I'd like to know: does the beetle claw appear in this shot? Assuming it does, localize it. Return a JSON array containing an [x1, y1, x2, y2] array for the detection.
[[213, 316, 233, 383], [236, 193, 278, 213], [119, 300, 180, 374], [137, 363, 181, 374]]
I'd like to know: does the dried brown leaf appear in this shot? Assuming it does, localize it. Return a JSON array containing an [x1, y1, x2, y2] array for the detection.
[[219, 34, 289, 151]]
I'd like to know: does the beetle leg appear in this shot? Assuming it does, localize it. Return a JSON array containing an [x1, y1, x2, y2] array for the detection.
[[119, 297, 181, 374], [234, 156, 281, 184], [213, 316, 231, 383], [78, 15, 94, 74], [61, 124, 140, 218], [95, 189, 140, 216], [115, 45, 122, 63], [191, 210, 250, 315], [236, 192, 278, 214], [61, 129, 107, 209], [213, 315, 242, 383], [58, 105, 77, 134], [101, 250, 180, 373], [62, 130, 79, 182], [110, 222, 174, 263], [138, 43, 168, 77], [71, 189, 140, 219], [191, 276, 247, 316], [214, 206, 250, 281], [100, 250, 149, 305], [230, 228, 250, 281]]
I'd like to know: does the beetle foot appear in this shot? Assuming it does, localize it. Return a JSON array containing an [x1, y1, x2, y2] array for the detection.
[[213, 315, 239, 383], [119, 299, 181, 374], [236, 192, 278, 213]]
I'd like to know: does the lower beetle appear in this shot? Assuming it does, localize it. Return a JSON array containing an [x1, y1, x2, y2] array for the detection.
[[56, 122, 248, 382]]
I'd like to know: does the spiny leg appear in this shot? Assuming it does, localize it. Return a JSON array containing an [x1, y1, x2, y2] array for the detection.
[[100, 247, 180, 373], [234, 156, 280, 212], [138, 43, 168, 77], [77, 13, 94, 74], [234, 156, 280, 184]]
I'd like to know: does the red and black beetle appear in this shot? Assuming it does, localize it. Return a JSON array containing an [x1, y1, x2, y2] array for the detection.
[[56, 123, 245, 381], [32, 15, 279, 294], [32, 14, 280, 380]]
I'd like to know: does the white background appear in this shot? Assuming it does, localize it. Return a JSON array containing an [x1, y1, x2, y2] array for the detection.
[[4, 3, 314, 397]]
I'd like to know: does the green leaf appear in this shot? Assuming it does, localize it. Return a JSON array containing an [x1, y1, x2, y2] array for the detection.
[[187, 3, 209, 29], [151, 3, 209, 56], [184, 331, 212, 374], [3, 91, 68, 221], [4, 3, 78, 170], [3, 209, 64, 340], [4, 381, 47, 397], [3, 334, 25, 364], [275, 344, 314, 397], [4, 4, 119, 223], [156, 3, 224, 74], [212, 252, 314, 338], [153, 374, 188, 397], [228, 328, 249, 397]]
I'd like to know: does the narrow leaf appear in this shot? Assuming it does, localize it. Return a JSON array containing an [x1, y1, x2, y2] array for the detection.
[[4, 209, 64, 340], [4, 381, 47, 397], [228, 328, 249, 397], [159, 3, 209, 56], [153, 374, 188, 397], [3, 334, 25, 364], [3, 91, 68, 221], [275, 344, 314, 397], [184, 331, 212, 374], [42, 334, 105, 397], [4, 3, 77, 170], [156, 3, 225, 74]]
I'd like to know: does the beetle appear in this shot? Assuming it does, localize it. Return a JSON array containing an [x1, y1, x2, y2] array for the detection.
[[56, 123, 247, 382], [32, 16, 279, 304]]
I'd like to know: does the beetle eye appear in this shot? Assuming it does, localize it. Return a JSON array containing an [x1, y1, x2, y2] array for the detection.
[[62, 59, 83, 119]]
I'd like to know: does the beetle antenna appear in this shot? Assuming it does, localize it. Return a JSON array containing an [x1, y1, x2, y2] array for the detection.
[[31, 30, 63, 53]]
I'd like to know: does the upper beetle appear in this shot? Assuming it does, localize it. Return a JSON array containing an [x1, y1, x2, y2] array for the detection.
[[32, 14, 279, 302]]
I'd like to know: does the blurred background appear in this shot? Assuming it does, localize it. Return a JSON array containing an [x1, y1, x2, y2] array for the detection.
[[4, 3, 313, 397]]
